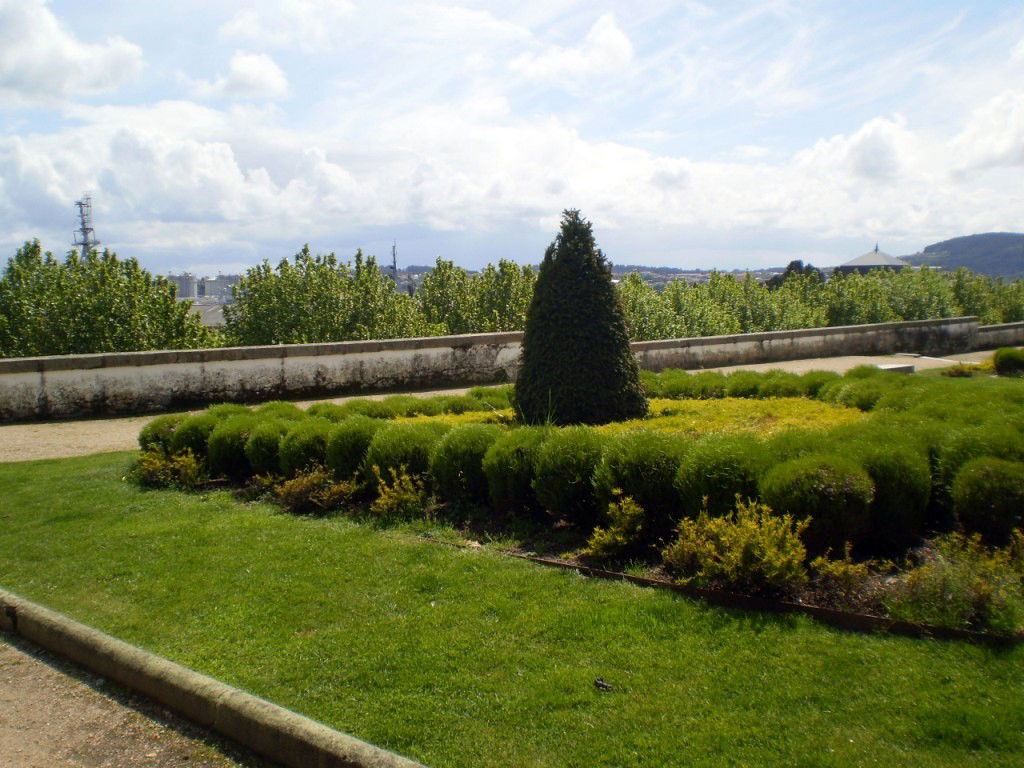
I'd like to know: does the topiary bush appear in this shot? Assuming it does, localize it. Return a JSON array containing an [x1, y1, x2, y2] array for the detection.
[[364, 421, 450, 486], [675, 433, 766, 519], [325, 415, 385, 480], [256, 401, 307, 421], [138, 413, 188, 455], [306, 402, 349, 422], [800, 370, 841, 398], [993, 347, 1024, 377], [935, 424, 1024, 502], [429, 423, 503, 506], [467, 385, 513, 411], [279, 418, 334, 476], [759, 454, 874, 557], [952, 458, 1024, 545], [207, 414, 262, 479], [440, 395, 484, 415], [514, 209, 647, 425], [850, 442, 931, 555], [724, 370, 764, 398], [167, 412, 220, 461], [757, 371, 806, 399], [205, 403, 252, 420], [244, 419, 290, 476], [532, 426, 605, 526], [657, 369, 697, 399], [593, 430, 689, 544], [482, 426, 551, 517], [662, 498, 808, 596], [689, 371, 727, 400], [338, 398, 399, 420]]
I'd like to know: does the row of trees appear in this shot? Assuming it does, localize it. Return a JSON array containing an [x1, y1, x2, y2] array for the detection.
[[4, 239, 1024, 358]]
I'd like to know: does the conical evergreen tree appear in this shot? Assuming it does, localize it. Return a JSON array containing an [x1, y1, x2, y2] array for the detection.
[[514, 210, 648, 425]]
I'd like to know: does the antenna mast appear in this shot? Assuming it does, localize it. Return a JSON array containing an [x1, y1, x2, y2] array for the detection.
[[391, 240, 398, 282], [73, 194, 100, 258]]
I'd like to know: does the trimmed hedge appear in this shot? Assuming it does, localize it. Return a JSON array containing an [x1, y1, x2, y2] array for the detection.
[[952, 457, 1024, 545], [593, 431, 689, 542], [279, 419, 334, 476], [850, 442, 931, 555], [306, 402, 349, 422], [138, 413, 187, 455], [675, 433, 766, 519], [482, 427, 551, 517], [244, 419, 290, 476], [993, 347, 1024, 376], [429, 424, 504, 506], [364, 421, 450, 483], [167, 413, 220, 459], [256, 401, 307, 421], [532, 426, 605, 526], [760, 454, 874, 557], [208, 414, 262, 478], [325, 415, 385, 480]]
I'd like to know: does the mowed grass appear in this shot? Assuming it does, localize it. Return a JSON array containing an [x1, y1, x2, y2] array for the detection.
[[1, 453, 1022, 768]]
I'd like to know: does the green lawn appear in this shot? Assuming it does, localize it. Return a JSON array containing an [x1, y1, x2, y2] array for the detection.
[[1, 452, 1021, 768]]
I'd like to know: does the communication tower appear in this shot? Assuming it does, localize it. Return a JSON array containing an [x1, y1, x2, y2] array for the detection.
[[73, 194, 100, 258]]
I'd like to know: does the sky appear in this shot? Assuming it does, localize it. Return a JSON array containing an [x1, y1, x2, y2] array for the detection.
[[1, 1, 1023, 275]]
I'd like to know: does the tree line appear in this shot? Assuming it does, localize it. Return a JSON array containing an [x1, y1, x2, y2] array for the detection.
[[3, 240, 1024, 358]]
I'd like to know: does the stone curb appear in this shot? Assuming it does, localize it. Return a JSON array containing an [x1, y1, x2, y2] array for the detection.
[[0, 588, 426, 768]]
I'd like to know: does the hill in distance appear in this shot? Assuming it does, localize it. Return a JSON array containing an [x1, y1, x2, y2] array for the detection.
[[904, 233, 1024, 279]]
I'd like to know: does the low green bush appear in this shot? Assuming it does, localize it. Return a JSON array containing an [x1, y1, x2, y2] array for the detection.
[[370, 466, 432, 522], [760, 454, 874, 557], [131, 450, 206, 489], [467, 384, 513, 411], [274, 467, 354, 515], [205, 403, 252, 420], [594, 431, 689, 544], [952, 458, 1024, 545], [662, 498, 808, 596], [822, 377, 895, 411], [584, 493, 648, 560], [279, 419, 334, 476], [845, 365, 884, 379], [256, 401, 307, 421], [800, 370, 841, 398], [935, 424, 1024, 498], [439, 395, 483, 414], [207, 414, 262, 479], [167, 413, 220, 460], [885, 533, 1024, 635], [306, 402, 349, 422], [757, 371, 806, 398], [724, 370, 764, 398], [325, 415, 385, 480], [639, 370, 661, 398], [993, 347, 1024, 376], [482, 426, 550, 517], [763, 429, 831, 464], [690, 371, 727, 399], [364, 422, 450, 485], [532, 426, 605, 526], [657, 369, 695, 398], [429, 424, 503, 506], [339, 399, 398, 420], [851, 443, 931, 555], [675, 433, 766, 519], [244, 420, 290, 476], [138, 413, 187, 455]]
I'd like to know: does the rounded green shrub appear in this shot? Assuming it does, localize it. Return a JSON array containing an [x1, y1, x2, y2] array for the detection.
[[482, 427, 551, 517], [850, 443, 931, 555], [167, 413, 220, 460], [845, 365, 884, 379], [339, 399, 397, 420], [759, 454, 874, 557], [380, 395, 424, 417], [763, 429, 831, 464], [440, 395, 483, 414], [467, 385, 513, 411], [244, 420, 290, 476], [279, 419, 334, 476], [138, 413, 187, 455], [952, 458, 1024, 545], [724, 370, 764, 399], [801, 370, 841, 398], [429, 424, 503, 505], [936, 424, 1024, 494], [256, 401, 306, 421], [593, 431, 690, 542], [639, 370, 661, 398], [207, 414, 262, 478], [306, 402, 349, 422], [689, 371, 727, 399], [675, 433, 766, 519], [993, 347, 1024, 377], [757, 371, 806, 398], [532, 426, 605, 526], [205, 403, 252, 420], [658, 369, 695, 399], [822, 378, 894, 411], [364, 421, 450, 484], [325, 415, 385, 480]]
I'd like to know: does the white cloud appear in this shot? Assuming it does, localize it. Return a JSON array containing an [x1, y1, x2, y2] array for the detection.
[[188, 52, 289, 101], [512, 14, 633, 79], [0, 0, 142, 103], [219, 0, 356, 52], [949, 90, 1024, 173]]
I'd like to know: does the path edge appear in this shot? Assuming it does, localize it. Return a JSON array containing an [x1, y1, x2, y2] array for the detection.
[[0, 588, 425, 768]]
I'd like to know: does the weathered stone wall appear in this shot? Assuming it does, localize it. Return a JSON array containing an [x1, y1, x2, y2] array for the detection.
[[1, 317, 1018, 421]]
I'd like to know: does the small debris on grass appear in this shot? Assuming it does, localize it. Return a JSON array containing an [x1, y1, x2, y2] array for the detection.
[[594, 677, 613, 692]]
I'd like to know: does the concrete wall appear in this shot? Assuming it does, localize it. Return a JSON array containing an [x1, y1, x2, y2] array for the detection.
[[1, 317, 1020, 422]]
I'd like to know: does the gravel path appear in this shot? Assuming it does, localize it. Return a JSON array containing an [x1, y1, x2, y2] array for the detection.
[[0, 635, 268, 768]]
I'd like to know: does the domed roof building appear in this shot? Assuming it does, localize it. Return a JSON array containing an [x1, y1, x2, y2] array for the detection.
[[834, 244, 909, 275]]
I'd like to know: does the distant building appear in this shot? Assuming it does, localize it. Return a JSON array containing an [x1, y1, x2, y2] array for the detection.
[[166, 273, 240, 302], [834, 245, 909, 275], [167, 273, 198, 299]]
